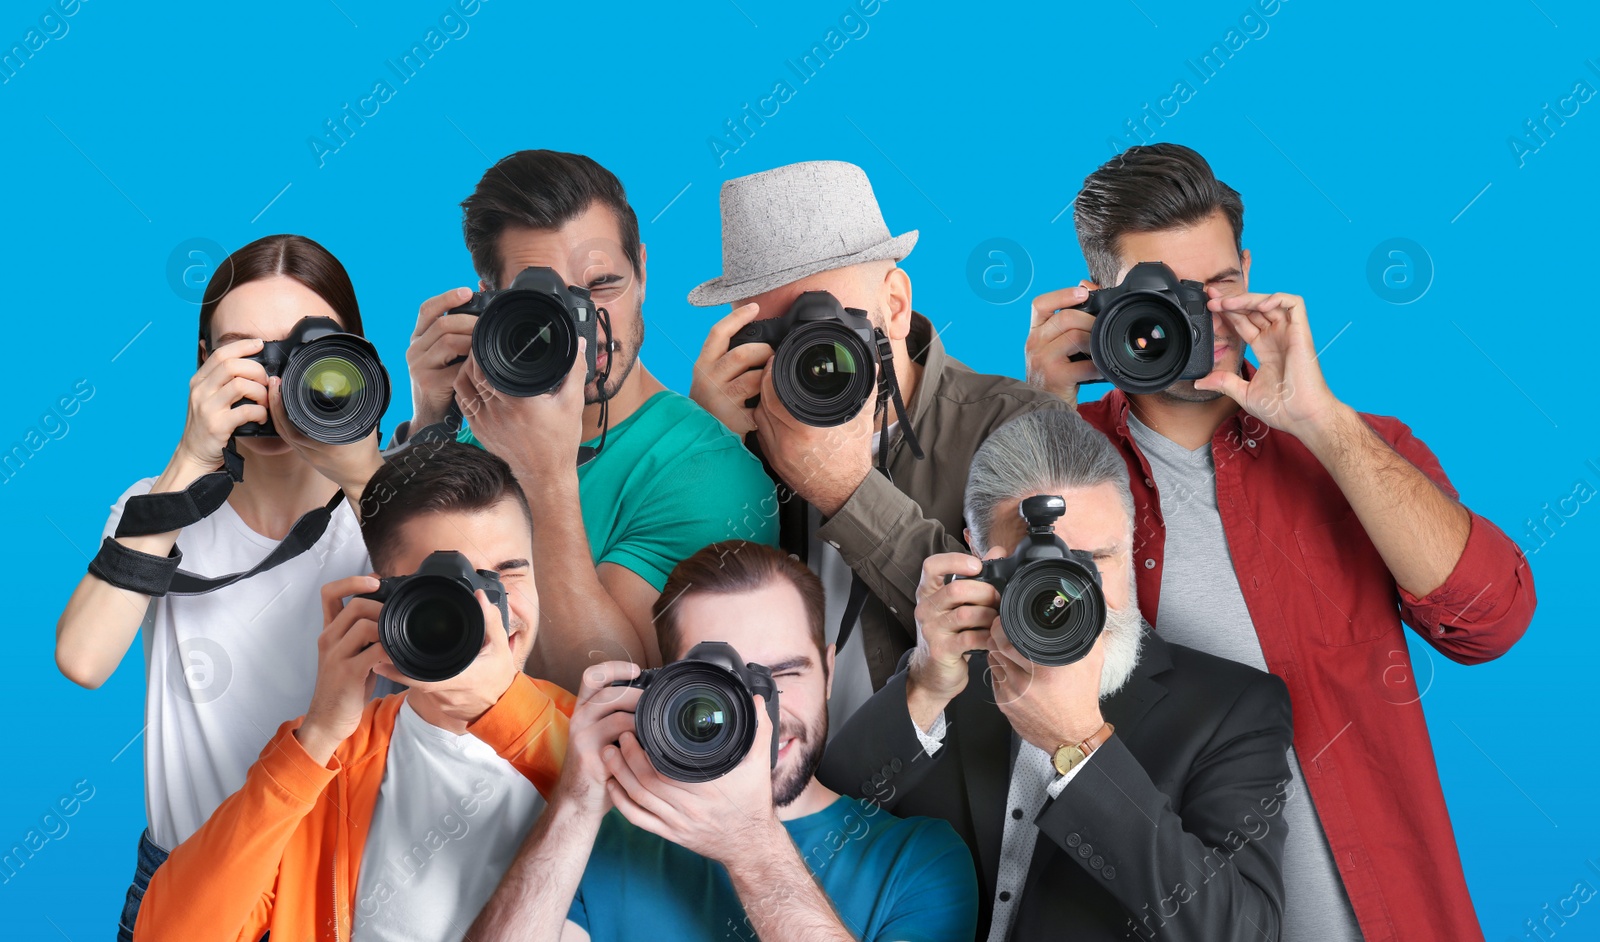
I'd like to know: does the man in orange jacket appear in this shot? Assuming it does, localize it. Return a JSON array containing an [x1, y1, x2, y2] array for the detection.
[[134, 442, 573, 942]]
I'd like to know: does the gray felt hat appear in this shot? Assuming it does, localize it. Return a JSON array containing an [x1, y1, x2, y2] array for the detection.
[[687, 160, 918, 307]]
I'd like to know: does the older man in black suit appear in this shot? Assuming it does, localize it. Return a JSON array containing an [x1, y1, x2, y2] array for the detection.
[[819, 408, 1294, 942]]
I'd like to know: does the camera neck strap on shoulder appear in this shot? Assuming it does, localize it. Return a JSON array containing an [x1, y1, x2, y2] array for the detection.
[[89, 438, 346, 598], [833, 331, 927, 655]]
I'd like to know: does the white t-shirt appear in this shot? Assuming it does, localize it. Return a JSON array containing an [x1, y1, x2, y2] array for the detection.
[[103, 477, 370, 851], [352, 698, 546, 941]]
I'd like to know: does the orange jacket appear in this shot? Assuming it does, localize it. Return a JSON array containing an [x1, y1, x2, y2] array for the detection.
[[134, 674, 573, 942]]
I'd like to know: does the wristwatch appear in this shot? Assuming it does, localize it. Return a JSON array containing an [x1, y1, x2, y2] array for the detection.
[[1052, 722, 1115, 776]]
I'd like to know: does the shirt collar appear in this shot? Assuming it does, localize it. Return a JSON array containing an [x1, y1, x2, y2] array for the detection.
[[1106, 361, 1270, 460]]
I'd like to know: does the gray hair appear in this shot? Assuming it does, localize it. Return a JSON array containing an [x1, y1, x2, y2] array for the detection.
[[964, 408, 1134, 554]]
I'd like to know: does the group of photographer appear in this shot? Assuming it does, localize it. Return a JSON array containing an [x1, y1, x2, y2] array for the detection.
[[58, 142, 1535, 942]]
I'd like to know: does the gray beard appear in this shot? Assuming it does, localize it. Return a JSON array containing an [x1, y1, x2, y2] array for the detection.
[[1097, 578, 1145, 698]]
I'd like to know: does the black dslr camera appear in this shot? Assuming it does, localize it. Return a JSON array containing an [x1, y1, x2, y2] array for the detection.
[[359, 550, 509, 682], [614, 641, 780, 783], [233, 316, 390, 444], [1069, 261, 1213, 395], [951, 495, 1107, 666], [728, 291, 879, 427], [449, 266, 599, 398]]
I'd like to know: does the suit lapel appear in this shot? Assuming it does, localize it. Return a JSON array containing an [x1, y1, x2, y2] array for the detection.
[[1102, 627, 1173, 736], [956, 655, 1016, 893]]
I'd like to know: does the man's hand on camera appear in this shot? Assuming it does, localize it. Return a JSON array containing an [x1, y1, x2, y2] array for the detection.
[[454, 338, 588, 477], [553, 661, 643, 819], [602, 692, 784, 867], [406, 287, 477, 431], [298, 574, 389, 766], [376, 588, 519, 726], [987, 618, 1107, 756], [172, 337, 271, 478], [753, 365, 874, 518], [689, 302, 773, 437], [1193, 289, 1347, 446], [1024, 283, 1103, 405], [267, 376, 384, 500], [907, 550, 1003, 730]]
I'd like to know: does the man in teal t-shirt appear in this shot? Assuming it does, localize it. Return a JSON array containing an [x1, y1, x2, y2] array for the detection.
[[397, 150, 778, 693], [469, 541, 979, 942]]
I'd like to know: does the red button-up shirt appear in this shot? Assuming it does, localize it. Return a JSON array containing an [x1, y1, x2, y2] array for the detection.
[[1079, 384, 1535, 942]]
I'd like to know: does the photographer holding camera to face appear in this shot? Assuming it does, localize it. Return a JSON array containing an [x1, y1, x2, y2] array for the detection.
[[52, 234, 389, 941], [686, 161, 1068, 736], [133, 444, 574, 942], [818, 409, 1294, 942], [394, 150, 779, 695], [1024, 144, 1537, 941], [470, 541, 978, 942]]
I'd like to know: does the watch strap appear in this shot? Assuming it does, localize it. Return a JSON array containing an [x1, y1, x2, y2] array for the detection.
[[1052, 721, 1115, 776]]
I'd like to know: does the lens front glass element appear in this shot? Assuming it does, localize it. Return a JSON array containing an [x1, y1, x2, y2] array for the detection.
[[796, 340, 859, 398], [672, 690, 732, 745], [634, 664, 755, 783], [1002, 559, 1106, 667], [475, 292, 576, 397], [1122, 317, 1170, 363], [281, 337, 391, 445]]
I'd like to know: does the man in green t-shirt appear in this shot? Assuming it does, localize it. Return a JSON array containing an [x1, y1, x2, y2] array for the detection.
[[395, 150, 778, 692]]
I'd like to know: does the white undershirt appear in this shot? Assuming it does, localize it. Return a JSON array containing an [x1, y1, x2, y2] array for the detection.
[[103, 477, 371, 852], [353, 698, 546, 941]]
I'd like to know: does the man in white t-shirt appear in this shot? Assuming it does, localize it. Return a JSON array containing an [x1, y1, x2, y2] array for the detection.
[[133, 443, 575, 942]]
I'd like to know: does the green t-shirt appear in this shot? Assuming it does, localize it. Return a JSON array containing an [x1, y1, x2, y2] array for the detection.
[[458, 390, 778, 590]]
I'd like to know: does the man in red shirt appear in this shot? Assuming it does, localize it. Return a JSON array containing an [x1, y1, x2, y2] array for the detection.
[[1025, 143, 1535, 942]]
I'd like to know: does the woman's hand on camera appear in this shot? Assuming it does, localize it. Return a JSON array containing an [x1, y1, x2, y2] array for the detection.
[[297, 574, 388, 766], [554, 661, 643, 818], [689, 302, 771, 437], [171, 337, 270, 477], [1025, 282, 1102, 405], [267, 376, 384, 500]]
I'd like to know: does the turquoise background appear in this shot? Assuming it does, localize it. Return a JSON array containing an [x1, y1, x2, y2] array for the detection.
[[2, 0, 1595, 937]]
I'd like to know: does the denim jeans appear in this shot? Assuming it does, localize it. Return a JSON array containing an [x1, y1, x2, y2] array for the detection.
[[116, 829, 168, 942]]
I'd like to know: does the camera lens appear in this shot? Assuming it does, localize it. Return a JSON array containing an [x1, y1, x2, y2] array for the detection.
[[633, 663, 757, 783], [673, 691, 732, 744], [378, 575, 485, 683], [1000, 559, 1106, 666], [473, 292, 578, 397], [280, 337, 390, 444], [1123, 317, 1170, 363], [771, 322, 876, 427], [1090, 294, 1193, 395]]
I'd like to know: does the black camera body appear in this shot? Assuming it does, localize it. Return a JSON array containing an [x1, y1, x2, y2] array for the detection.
[[359, 550, 509, 683], [234, 316, 390, 444], [1070, 261, 1213, 395], [952, 495, 1107, 666], [728, 290, 879, 427], [450, 266, 599, 398], [614, 641, 780, 783]]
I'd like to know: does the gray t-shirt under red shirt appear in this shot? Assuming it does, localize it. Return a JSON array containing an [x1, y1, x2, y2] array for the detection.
[[1128, 411, 1363, 942]]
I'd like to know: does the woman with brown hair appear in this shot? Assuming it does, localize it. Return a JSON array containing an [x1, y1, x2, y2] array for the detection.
[[53, 234, 387, 941]]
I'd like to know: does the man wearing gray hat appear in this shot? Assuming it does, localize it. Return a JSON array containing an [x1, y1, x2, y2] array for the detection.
[[688, 160, 1066, 730]]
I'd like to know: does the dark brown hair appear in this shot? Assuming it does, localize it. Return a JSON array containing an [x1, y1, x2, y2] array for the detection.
[[198, 234, 363, 362], [653, 542, 826, 665], [461, 150, 641, 290], [358, 442, 532, 574], [1074, 143, 1245, 287]]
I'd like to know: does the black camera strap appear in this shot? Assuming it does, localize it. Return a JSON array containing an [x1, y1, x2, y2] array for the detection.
[[832, 332, 926, 654], [88, 439, 347, 597], [578, 308, 616, 468]]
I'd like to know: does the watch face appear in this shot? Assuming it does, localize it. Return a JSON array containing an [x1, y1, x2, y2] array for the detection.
[[1053, 744, 1086, 776]]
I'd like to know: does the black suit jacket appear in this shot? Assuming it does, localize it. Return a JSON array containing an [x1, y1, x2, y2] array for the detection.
[[817, 631, 1294, 942]]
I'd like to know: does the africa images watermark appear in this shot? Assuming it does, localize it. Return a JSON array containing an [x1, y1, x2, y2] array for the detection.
[[308, 0, 489, 168], [0, 0, 87, 87], [709, 0, 889, 168]]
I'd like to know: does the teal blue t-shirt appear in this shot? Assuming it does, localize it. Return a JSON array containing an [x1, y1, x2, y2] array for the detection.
[[568, 796, 979, 942], [459, 390, 779, 590]]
